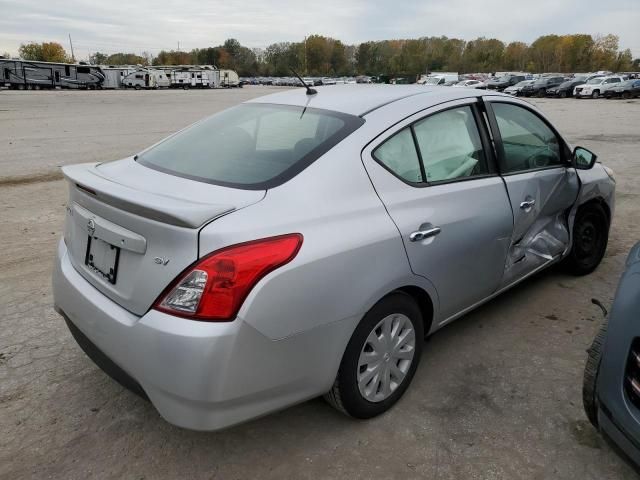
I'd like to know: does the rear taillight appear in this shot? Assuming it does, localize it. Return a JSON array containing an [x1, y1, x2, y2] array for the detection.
[[153, 234, 303, 321]]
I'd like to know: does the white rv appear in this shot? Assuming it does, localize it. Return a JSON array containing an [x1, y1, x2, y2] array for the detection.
[[122, 69, 170, 89], [99, 66, 137, 89], [219, 69, 240, 87], [169, 69, 219, 88]]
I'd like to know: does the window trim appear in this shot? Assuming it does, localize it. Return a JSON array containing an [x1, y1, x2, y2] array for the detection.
[[136, 103, 365, 191], [371, 101, 499, 188], [483, 99, 572, 177]]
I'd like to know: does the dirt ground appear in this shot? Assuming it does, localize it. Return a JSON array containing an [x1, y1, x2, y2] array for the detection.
[[1, 88, 639, 479]]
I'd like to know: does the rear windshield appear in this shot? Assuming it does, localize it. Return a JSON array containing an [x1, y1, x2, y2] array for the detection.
[[137, 103, 364, 189]]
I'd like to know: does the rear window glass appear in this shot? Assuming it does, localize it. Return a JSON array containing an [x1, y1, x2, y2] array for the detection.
[[137, 104, 363, 189]]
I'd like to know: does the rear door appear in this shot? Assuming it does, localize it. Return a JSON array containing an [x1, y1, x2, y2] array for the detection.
[[361, 99, 513, 322], [484, 98, 579, 287]]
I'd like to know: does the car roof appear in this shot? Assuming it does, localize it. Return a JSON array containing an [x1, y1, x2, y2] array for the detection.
[[246, 85, 477, 117]]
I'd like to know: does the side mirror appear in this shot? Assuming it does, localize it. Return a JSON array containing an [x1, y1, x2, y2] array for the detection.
[[572, 146, 597, 170]]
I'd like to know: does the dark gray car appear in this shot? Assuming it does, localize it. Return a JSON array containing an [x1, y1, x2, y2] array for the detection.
[[583, 241, 640, 466], [486, 74, 526, 91]]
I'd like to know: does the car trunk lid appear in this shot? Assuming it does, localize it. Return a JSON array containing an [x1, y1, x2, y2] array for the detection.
[[62, 158, 265, 315]]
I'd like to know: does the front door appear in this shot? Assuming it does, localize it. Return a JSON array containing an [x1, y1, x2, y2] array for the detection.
[[485, 99, 580, 287], [362, 100, 513, 323]]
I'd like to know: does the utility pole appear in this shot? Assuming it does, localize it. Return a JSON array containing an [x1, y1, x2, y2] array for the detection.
[[177, 41, 180, 52], [68, 34, 75, 62], [304, 36, 307, 75]]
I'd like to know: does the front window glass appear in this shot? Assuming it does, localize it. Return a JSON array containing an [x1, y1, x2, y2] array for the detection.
[[492, 103, 563, 173], [137, 104, 362, 188], [413, 106, 488, 183]]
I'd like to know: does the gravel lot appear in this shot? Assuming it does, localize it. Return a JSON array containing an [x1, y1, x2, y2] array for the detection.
[[1, 87, 639, 479]]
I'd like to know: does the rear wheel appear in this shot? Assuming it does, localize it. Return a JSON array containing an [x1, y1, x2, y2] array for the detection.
[[583, 321, 607, 428], [563, 203, 609, 275], [325, 292, 423, 418]]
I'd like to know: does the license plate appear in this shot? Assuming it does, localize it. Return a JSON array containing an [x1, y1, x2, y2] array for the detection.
[[85, 236, 120, 284]]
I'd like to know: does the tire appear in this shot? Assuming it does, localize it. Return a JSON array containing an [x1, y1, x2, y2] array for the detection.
[[134, 85, 141, 90], [591, 90, 600, 99], [560, 91, 567, 98], [563, 203, 609, 275], [537, 89, 546, 98], [622, 92, 631, 99], [325, 292, 424, 419], [583, 321, 607, 428]]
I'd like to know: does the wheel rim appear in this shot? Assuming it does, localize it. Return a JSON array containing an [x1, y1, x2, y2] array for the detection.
[[357, 313, 416, 403]]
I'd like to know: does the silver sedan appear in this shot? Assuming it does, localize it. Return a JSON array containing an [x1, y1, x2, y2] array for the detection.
[[53, 85, 615, 430]]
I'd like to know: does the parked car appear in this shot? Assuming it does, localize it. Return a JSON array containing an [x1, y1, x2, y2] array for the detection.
[[583, 241, 640, 467], [53, 85, 614, 431], [547, 77, 593, 98], [604, 79, 640, 99], [574, 76, 626, 98], [503, 80, 534, 96], [520, 76, 565, 97], [452, 79, 486, 89], [485, 74, 526, 91]]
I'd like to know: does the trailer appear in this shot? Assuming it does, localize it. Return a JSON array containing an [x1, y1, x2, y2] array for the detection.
[[1, 59, 104, 89], [98, 66, 137, 89], [169, 69, 219, 89], [122, 69, 170, 89], [220, 69, 240, 87]]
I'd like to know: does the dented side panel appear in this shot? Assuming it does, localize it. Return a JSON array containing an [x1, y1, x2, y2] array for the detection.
[[500, 167, 580, 287]]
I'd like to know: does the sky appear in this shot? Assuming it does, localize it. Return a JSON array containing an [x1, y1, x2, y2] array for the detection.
[[0, 0, 638, 60]]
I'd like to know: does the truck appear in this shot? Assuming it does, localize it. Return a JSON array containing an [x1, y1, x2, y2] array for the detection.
[[417, 72, 459, 85]]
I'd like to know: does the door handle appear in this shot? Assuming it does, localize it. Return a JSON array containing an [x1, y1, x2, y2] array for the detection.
[[520, 199, 536, 210], [410, 226, 441, 242]]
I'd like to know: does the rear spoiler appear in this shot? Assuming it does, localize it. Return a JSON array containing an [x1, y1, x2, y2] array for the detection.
[[62, 163, 234, 228]]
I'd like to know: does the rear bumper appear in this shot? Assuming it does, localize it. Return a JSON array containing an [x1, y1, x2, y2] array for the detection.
[[53, 239, 351, 430]]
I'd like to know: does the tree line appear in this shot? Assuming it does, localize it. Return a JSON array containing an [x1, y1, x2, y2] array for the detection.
[[15, 34, 639, 77]]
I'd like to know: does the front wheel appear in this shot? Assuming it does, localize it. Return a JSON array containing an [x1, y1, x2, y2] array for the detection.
[[591, 90, 600, 99], [562, 203, 609, 275], [325, 292, 423, 419]]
